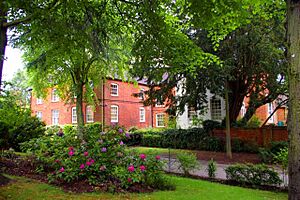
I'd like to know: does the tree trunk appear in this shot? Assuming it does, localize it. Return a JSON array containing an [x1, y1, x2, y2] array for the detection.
[[0, 7, 8, 89], [225, 80, 232, 159], [75, 81, 85, 140], [228, 80, 246, 123], [287, 1, 300, 199]]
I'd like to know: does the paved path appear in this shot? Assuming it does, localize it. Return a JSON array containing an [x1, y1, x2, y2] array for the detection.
[[161, 156, 288, 187]]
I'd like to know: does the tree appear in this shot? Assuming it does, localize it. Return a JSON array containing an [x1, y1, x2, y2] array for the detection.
[[19, 1, 132, 139], [287, 0, 300, 199], [0, 0, 60, 89], [131, 0, 286, 125]]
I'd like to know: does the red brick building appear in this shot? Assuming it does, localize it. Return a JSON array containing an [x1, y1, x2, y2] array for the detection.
[[30, 79, 169, 129]]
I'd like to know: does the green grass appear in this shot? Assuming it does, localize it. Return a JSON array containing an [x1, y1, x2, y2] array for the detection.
[[0, 175, 287, 200], [130, 147, 191, 156]]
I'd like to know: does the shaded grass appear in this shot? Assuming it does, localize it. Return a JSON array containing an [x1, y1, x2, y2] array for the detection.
[[0, 175, 287, 200], [130, 147, 191, 156]]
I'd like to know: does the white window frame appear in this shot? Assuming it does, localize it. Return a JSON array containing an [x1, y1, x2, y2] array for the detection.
[[52, 110, 59, 125], [210, 98, 222, 121], [51, 89, 59, 102], [72, 107, 77, 124], [36, 111, 42, 120], [110, 83, 119, 96], [267, 103, 274, 123], [36, 98, 43, 104], [156, 113, 165, 127], [188, 106, 197, 123], [86, 106, 94, 123], [241, 102, 246, 117], [111, 105, 119, 122], [139, 107, 146, 122]]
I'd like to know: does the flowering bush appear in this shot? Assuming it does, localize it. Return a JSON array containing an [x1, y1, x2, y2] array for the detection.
[[112, 150, 165, 189], [21, 124, 170, 190]]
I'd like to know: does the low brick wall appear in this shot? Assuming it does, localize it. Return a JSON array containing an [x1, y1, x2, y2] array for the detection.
[[212, 127, 288, 147]]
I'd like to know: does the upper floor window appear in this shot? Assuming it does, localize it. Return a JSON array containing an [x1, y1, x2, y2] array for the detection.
[[138, 89, 145, 100], [36, 98, 43, 104], [267, 103, 274, 123], [72, 107, 77, 124], [156, 113, 165, 127], [211, 98, 222, 121], [111, 105, 119, 122], [155, 96, 164, 107], [51, 89, 59, 102], [86, 106, 94, 123], [36, 111, 42, 120], [110, 83, 118, 96], [52, 110, 59, 125], [140, 107, 146, 122]]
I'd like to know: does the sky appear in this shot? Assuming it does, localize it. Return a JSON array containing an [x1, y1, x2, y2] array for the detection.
[[3, 46, 24, 81]]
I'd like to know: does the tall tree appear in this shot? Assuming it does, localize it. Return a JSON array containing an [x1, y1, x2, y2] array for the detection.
[[19, 0, 132, 139], [0, 0, 59, 89], [287, 0, 300, 199]]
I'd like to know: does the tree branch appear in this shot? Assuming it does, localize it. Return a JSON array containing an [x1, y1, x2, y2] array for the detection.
[[3, 16, 31, 28]]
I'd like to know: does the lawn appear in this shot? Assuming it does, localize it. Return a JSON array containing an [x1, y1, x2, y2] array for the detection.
[[0, 175, 287, 200], [130, 146, 190, 156]]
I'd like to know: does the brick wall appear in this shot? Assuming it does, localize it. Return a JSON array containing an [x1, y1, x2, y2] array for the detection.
[[212, 127, 288, 147], [30, 80, 169, 129]]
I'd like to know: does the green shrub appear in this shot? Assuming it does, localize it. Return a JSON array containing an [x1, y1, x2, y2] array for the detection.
[[274, 147, 288, 172], [270, 141, 288, 155], [204, 137, 223, 151], [225, 163, 282, 186], [207, 159, 217, 178], [258, 148, 274, 163], [245, 115, 261, 128], [20, 125, 168, 190], [176, 152, 200, 176], [203, 120, 222, 133], [231, 139, 259, 153], [0, 116, 45, 151]]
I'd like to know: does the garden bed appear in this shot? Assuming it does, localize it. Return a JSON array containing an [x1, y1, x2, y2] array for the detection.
[[0, 156, 154, 193]]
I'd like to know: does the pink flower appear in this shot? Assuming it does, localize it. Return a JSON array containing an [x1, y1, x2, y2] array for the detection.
[[100, 165, 106, 171], [86, 161, 91, 166], [84, 151, 88, 157], [140, 165, 146, 172], [155, 155, 161, 160], [90, 159, 95, 164], [101, 147, 107, 152], [118, 128, 123, 133], [68, 151, 74, 156], [55, 159, 60, 163], [59, 167, 64, 172], [127, 178, 132, 182], [128, 165, 135, 172], [68, 146, 74, 151], [79, 164, 85, 169], [125, 133, 130, 138], [140, 154, 146, 160], [119, 141, 124, 146]]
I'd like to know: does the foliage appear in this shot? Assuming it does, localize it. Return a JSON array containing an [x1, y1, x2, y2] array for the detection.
[[231, 139, 259, 153], [225, 163, 282, 186], [176, 152, 199, 176], [274, 147, 288, 172], [21, 124, 168, 189], [245, 115, 262, 128], [207, 159, 217, 178], [203, 120, 222, 133], [133, 128, 223, 152], [0, 88, 45, 151], [258, 141, 288, 164]]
